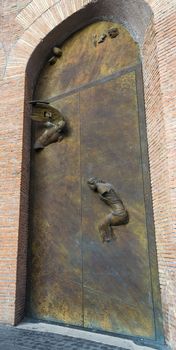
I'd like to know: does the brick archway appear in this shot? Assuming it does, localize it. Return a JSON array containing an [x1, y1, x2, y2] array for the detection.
[[1, 0, 176, 348]]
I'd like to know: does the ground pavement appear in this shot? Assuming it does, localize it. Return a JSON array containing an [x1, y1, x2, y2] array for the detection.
[[0, 322, 167, 350], [0, 325, 128, 350]]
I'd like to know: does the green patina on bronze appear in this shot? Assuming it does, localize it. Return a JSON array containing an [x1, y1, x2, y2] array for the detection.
[[28, 21, 163, 341]]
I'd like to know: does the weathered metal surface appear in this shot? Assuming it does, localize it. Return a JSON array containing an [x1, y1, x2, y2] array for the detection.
[[80, 73, 154, 337], [28, 21, 162, 341], [29, 94, 83, 325], [35, 21, 139, 101]]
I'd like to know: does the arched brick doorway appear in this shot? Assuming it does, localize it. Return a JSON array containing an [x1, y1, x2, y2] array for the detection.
[[1, 0, 176, 348]]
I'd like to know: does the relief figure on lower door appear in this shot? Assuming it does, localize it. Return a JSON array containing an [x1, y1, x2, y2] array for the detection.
[[87, 177, 129, 243]]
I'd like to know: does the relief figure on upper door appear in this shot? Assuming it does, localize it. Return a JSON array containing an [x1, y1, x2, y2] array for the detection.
[[87, 177, 129, 243], [30, 101, 66, 150]]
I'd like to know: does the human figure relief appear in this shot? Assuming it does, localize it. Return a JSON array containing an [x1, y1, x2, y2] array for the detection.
[[30, 100, 66, 150], [87, 177, 129, 243]]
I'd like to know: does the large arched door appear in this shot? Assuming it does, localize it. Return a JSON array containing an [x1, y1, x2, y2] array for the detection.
[[27, 21, 163, 341]]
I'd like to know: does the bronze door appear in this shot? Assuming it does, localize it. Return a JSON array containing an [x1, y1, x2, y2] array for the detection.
[[28, 21, 163, 341]]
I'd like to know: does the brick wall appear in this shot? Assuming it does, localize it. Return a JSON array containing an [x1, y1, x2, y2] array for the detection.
[[0, 0, 175, 348], [142, 2, 176, 346]]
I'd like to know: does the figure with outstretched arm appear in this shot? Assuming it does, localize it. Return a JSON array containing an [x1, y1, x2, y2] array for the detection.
[[30, 100, 66, 150], [87, 177, 129, 243]]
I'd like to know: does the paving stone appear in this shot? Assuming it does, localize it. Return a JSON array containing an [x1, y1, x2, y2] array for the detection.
[[0, 325, 124, 350]]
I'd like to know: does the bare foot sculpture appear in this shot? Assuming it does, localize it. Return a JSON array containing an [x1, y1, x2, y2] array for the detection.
[[87, 177, 129, 243], [30, 101, 66, 150]]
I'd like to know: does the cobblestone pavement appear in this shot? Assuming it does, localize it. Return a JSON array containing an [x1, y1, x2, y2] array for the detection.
[[0, 325, 125, 350]]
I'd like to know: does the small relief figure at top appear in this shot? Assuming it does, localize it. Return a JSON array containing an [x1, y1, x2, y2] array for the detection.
[[92, 27, 119, 47], [30, 101, 66, 150], [108, 27, 119, 38], [48, 46, 62, 65], [87, 177, 129, 243]]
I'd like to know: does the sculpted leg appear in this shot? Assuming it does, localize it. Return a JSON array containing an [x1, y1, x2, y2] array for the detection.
[[99, 214, 116, 242], [99, 212, 128, 243]]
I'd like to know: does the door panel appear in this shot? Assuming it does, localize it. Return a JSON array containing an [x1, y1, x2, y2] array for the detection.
[[28, 20, 163, 342], [29, 94, 83, 325], [80, 72, 155, 337]]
